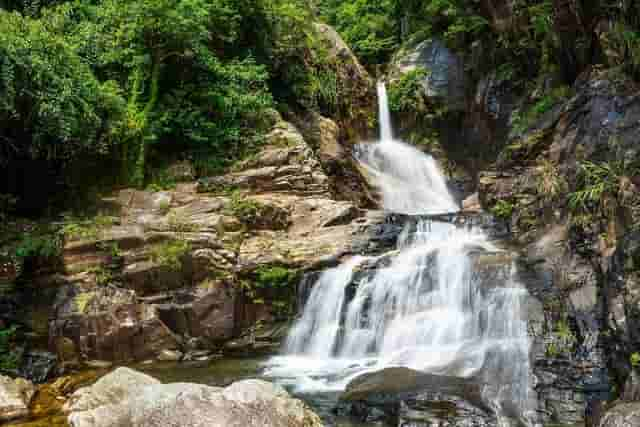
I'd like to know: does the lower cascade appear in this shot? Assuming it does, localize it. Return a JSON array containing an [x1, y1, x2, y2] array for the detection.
[[265, 83, 538, 426]]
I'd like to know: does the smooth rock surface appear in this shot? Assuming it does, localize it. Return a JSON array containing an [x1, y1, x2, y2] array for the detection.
[[66, 368, 323, 427], [0, 375, 35, 422], [599, 402, 640, 427]]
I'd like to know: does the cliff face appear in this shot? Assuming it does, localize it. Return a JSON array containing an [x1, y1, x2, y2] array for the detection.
[[478, 70, 640, 426], [381, 2, 640, 423], [388, 33, 640, 425]]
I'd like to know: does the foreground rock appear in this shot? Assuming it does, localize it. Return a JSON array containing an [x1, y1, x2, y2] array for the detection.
[[0, 375, 35, 422], [65, 367, 322, 427], [341, 368, 495, 426], [599, 402, 640, 427]]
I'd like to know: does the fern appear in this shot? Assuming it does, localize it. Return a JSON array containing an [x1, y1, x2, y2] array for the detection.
[[568, 161, 621, 211]]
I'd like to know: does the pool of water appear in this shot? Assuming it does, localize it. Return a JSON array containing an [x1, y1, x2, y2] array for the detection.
[[7, 357, 582, 427]]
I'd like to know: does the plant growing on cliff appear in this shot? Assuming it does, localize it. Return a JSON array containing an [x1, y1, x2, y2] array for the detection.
[[167, 211, 200, 233], [569, 161, 625, 213], [490, 200, 514, 219], [14, 232, 62, 261], [388, 69, 430, 114], [631, 352, 640, 368], [62, 215, 117, 241], [537, 159, 567, 202], [254, 265, 297, 289], [227, 191, 268, 226], [150, 240, 191, 271], [513, 86, 572, 133], [0, 325, 19, 374]]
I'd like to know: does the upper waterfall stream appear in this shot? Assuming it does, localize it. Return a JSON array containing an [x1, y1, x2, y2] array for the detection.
[[265, 83, 537, 426]]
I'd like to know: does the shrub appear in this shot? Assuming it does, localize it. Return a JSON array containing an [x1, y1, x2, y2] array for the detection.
[[254, 265, 297, 288], [388, 69, 430, 114]]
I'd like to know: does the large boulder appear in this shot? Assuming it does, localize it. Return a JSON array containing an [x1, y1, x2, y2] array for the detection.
[[598, 402, 640, 427], [0, 375, 35, 422], [342, 368, 485, 407], [197, 121, 330, 196], [341, 368, 494, 426], [50, 286, 181, 363], [65, 367, 323, 427], [294, 112, 375, 207], [313, 23, 375, 138]]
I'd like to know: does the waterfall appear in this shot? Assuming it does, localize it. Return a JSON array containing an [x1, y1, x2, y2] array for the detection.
[[266, 83, 536, 426], [377, 82, 393, 142]]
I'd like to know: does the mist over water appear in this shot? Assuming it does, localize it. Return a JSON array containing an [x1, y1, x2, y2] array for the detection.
[[265, 83, 537, 426]]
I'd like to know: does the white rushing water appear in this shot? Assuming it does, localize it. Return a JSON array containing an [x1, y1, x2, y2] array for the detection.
[[265, 83, 535, 425], [377, 81, 394, 142]]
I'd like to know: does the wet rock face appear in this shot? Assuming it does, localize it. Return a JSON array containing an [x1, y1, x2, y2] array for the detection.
[[340, 368, 496, 427], [477, 72, 640, 426], [19, 351, 58, 384], [390, 38, 466, 111], [65, 367, 323, 427]]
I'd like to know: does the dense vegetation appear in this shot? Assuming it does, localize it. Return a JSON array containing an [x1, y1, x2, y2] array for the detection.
[[1, 0, 639, 215], [0, 0, 337, 214], [320, 0, 640, 83]]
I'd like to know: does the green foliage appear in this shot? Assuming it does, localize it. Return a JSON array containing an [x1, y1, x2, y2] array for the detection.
[[0, 325, 19, 373], [150, 240, 190, 271], [545, 341, 559, 358], [319, 0, 489, 67], [254, 265, 297, 288], [631, 352, 640, 368], [569, 161, 624, 212], [556, 319, 575, 343], [320, 0, 398, 66], [388, 69, 430, 113], [14, 232, 61, 260], [513, 86, 572, 133], [0, 9, 125, 164], [88, 265, 115, 286], [227, 191, 265, 224], [61, 215, 117, 241], [490, 200, 514, 219]]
